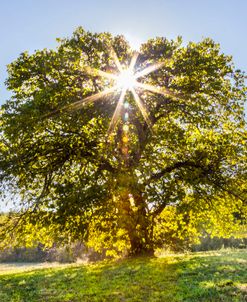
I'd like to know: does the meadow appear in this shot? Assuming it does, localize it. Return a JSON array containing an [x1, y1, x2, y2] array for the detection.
[[0, 249, 246, 302]]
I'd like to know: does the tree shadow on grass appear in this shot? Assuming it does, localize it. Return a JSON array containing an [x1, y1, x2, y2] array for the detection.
[[0, 258, 180, 302], [175, 250, 247, 302], [0, 250, 246, 302], [0, 265, 89, 302]]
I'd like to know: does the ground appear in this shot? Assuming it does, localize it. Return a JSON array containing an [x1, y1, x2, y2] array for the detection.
[[0, 249, 246, 301]]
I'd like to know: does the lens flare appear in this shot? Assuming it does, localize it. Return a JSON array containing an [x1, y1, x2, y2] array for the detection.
[[124, 112, 129, 121], [123, 124, 129, 132], [122, 136, 128, 143], [124, 102, 129, 109]]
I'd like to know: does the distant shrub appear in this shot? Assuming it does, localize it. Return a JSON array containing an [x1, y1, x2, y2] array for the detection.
[[0, 244, 46, 262], [0, 242, 91, 263], [191, 236, 247, 252]]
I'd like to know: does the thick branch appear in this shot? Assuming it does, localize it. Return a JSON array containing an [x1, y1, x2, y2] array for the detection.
[[147, 160, 202, 183]]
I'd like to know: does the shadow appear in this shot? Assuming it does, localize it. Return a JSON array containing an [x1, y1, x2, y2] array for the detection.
[[0, 257, 179, 301], [0, 250, 246, 301], [175, 250, 247, 301]]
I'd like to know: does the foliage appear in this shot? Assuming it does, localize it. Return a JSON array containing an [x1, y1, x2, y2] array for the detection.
[[0, 27, 246, 255], [0, 250, 246, 301], [154, 195, 246, 251]]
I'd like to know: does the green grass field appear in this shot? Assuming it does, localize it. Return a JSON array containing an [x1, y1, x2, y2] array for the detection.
[[0, 249, 246, 302]]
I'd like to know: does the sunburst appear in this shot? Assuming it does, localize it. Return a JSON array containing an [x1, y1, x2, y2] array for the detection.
[[49, 49, 175, 134], [80, 50, 175, 134]]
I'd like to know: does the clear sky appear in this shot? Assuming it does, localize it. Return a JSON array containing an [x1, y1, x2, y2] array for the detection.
[[0, 0, 247, 105]]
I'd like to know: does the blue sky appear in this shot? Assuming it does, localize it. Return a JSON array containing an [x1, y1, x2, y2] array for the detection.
[[0, 0, 247, 105]]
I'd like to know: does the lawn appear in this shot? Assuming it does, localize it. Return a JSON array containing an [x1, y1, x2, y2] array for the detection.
[[0, 249, 246, 301]]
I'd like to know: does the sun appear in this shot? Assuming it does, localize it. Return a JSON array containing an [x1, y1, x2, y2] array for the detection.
[[116, 68, 137, 90]]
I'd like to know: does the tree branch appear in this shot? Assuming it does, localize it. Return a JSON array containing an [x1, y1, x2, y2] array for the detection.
[[147, 159, 202, 183]]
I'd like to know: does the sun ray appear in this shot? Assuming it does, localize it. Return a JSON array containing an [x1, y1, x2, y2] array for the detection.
[[135, 82, 175, 97], [107, 89, 127, 135], [44, 86, 117, 119], [85, 66, 118, 81], [130, 88, 153, 130], [134, 62, 164, 79], [69, 86, 118, 110], [109, 47, 123, 72], [129, 51, 139, 70]]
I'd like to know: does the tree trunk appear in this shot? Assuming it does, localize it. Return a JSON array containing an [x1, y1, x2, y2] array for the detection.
[[119, 189, 154, 257], [128, 233, 155, 257]]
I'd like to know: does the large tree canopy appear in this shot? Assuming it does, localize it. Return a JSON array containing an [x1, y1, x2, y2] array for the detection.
[[0, 28, 246, 256]]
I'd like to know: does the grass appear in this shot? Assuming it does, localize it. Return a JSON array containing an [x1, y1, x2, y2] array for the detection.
[[0, 249, 246, 301]]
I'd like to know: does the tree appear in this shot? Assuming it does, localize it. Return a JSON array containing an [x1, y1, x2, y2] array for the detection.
[[0, 27, 246, 256]]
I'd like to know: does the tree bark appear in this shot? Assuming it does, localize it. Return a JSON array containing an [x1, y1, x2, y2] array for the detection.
[[119, 189, 154, 257]]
